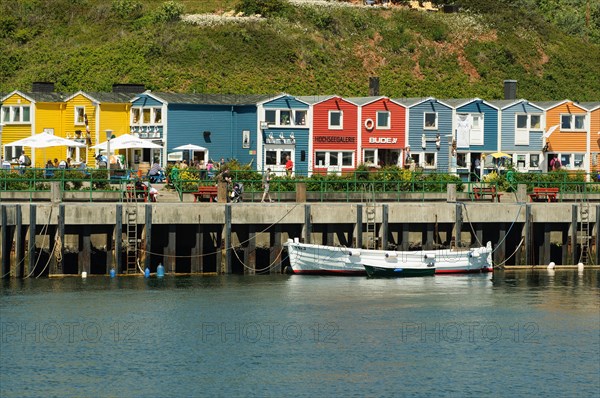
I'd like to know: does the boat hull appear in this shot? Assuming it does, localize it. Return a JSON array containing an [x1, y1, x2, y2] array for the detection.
[[363, 264, 436, 278]]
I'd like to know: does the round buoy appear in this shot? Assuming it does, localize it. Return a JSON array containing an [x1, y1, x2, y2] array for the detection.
[[577, 262, 584, 272], [547, 262, 555, 270], [109, 268, 116, 278], [364, 118, 374, 130], [157, 263, 165, 278], [144, 268, 150, 278], [81, 271, 87, 279]]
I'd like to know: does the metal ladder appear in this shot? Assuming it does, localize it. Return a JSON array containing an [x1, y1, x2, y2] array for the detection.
[[125, 185, 140, 273], [578, 192, 591, 265]]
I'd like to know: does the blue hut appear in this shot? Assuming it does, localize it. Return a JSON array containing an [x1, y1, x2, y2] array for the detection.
[[396, 97, 453, 173], [130, 92, 274, 168], [489, 99, 545, 173], [444, 98, 500, 181], [257, 94, 310, 176]]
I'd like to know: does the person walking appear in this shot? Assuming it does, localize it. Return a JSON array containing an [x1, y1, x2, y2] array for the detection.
[[285, 155, 293, 177], [261, 168, 273, 203]]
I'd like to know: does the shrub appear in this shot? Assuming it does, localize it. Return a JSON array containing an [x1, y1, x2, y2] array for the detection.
[[235, 0, 292, 18], [111, 0, 143, 19], [152, 1, 184, 23]]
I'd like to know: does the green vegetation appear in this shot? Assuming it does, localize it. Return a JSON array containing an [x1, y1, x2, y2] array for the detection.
[[0, 0, 598, 100]]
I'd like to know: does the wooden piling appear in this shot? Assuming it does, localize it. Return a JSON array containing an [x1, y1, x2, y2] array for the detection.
[[167, 224, 176, 273], [303, 204, 311, 244], [356, 204, 363, 249], [79, 225, 91, 275], [455, 203, 462, 248], [27, 205, 36, 277], [245, 225, 256, 275], [223, 204, 231, 274], [14, 206, 23, 278], [1, 205, 8, 278], [270, 224, 282, 274], [144, 204, 152, 271], [382, 204, 389, 249], [571, 204, 578, 265]]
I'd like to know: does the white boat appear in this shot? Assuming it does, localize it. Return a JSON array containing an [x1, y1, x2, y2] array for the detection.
[[285, 239, 493, 275]]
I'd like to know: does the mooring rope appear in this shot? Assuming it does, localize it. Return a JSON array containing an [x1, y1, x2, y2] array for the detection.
[[493, 237, 525, 269], [232, 245, 286, 273], [460, 201, 525, 256], [139, 203, 301, 260], [24, 205, 54, 279]]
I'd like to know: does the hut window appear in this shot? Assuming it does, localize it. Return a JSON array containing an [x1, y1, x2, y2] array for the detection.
[[424, 112, 438, 129], [75, 106, 85, 125], [329, 111, 342, 129], [376, 111, 390, 129]]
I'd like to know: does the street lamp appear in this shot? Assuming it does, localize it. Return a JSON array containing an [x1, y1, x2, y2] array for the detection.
[[105, 129, 113, 170]]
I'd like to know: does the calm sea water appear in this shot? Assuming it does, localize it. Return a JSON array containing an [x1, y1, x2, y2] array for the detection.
[[1, 270, 599, 398]]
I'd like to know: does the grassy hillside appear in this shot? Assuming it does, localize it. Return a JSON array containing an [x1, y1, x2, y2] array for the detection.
[[1, 0, 599, 101]]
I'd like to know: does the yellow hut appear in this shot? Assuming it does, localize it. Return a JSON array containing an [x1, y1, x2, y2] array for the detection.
[[63, 91, 134, 167], [1, 88, 68, 167]]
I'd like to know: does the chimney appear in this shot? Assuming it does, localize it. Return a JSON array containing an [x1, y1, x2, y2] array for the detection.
[[112, 83, 146, 93], [31, 82, 55, 92], [369, 77, 380, 96], [504, 80, 517, 100]]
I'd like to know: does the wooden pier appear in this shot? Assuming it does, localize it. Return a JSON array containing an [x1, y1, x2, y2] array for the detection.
[[1, 200, 598, 278]]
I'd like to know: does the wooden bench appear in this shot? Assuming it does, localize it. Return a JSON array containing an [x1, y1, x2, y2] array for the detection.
[[192, 185, 218, 202], [470, 186, 503, 202], [528, 187, 559, 202]]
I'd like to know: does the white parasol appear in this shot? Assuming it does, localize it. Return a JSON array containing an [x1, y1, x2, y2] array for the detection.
[[172, 144, 208, 163], [92, 133, 163, 150], [5, 132, 87, 148]]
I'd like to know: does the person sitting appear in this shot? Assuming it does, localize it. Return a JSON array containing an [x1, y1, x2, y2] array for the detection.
[[134, 179, 147, 199], [44, 160, 55, 178], [58, 158, 69, 169], [96, 154, 108, 168], [148, 159, 165, 183]]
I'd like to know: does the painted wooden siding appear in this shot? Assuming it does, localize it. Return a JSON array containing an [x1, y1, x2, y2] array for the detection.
[[456, 101, 497, 151], [590, 108, 600, 173], [545, 102, 587, 152], [100, 103, 130, 138], [501, 102, 544, 152], [312, 97, 358, 171], [361, 99, 405, 164], [408, 100, 453, 172], [33, 103, 64, 167], [1, 93, 33, 159], [133, 96, 163, 108], [263, 96, 308, 110], [168, 104, 232, 162], [64, 94, 97, 165], [230, 105, 258, 166]]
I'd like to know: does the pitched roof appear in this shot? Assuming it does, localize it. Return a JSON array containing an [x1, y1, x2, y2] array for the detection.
[[150, 92, 276, 106], [439, 98, 476, 108], [85, 92, 137, 103], [25, 92, 66, 102], [296, 95, 360, 106], [345, 96, 384, 106], [580, 102, 600, 111], [531, 100, 569, 110]]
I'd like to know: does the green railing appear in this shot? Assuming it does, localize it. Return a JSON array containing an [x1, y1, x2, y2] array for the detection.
[[3, 167, 599, 203], [0, 167, 136, 202]]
